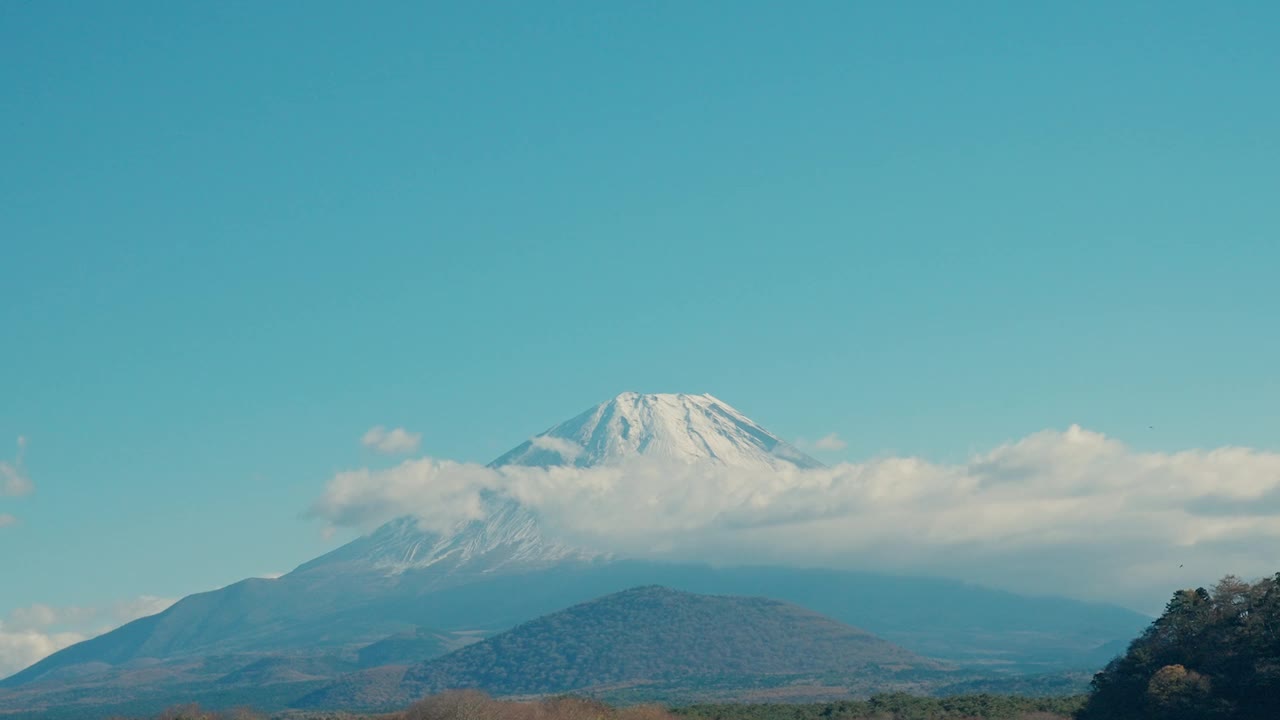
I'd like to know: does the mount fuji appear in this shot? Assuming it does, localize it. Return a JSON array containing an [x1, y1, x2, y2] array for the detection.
[[0, 393, 1150, 718], [492, 391, 822, 469], [298, 392, 819, 579]]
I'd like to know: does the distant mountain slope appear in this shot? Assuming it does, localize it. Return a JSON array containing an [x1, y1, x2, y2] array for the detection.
[[2, 558, 1147, 706], [215, 655, 352, 686], [356, 628, 480, 668], [310, 586, 940, 704]]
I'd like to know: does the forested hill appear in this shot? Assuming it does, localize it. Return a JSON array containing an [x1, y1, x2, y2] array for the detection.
[[1079, 573, 1280, 720], [400, 586, 941, 696]]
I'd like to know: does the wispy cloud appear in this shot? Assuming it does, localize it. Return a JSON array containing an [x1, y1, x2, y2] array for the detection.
[[1, 436, 33, 497], [1, 436, 33, 530], [0, 625, 86, 679], [531, 436, 583, 462], [0, 595, 176, 677], [813, 433, 847, 451], [108, 596, 176, 625], [310, 425, 1280, 610], [795, 432, 847, 452], [360, 426, 422, 455], [6, 604, 96, 631]]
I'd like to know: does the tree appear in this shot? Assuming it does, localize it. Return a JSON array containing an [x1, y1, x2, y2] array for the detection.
[[1144, 664, 1213, 719], [1079, 573, 1280, 720]]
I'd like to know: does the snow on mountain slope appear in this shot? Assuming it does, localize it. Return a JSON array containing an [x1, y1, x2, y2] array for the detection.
[[301, 393, 820, 577], [491, 392, 823, 470], [295, 494, 593, 576]]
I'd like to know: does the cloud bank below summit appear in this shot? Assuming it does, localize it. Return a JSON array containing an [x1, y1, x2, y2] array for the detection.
[[0, 596, 176, 677], [312, 426, 1280, 611]]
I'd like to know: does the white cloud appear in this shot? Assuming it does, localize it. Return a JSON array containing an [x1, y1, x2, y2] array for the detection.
[[795, 432, 848, 452], [5, 604, 95, 631], [360, 426, 422, 455], [0, 514, 14, 529], [0, 596, 176, 677], [310, 425, 1280, 610], [813, 433, 847, 451], [530, 436, 583, 462], [0, 626, 86, 679], [309, 459, 492, 533]]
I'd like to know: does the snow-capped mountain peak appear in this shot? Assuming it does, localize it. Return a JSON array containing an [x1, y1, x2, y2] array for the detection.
[[301, 393, 817, 578], [490, 392, 822, 470]]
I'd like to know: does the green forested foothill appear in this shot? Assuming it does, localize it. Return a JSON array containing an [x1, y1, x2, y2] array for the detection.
[[403, 587, 934, 698]]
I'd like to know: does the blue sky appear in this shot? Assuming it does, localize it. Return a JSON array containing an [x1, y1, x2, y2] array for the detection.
[[2, 0, 1278, 643]]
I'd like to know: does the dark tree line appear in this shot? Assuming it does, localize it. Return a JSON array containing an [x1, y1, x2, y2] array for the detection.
[[677, 694, 1081, 720], [1079, 573, 1280, 720]]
